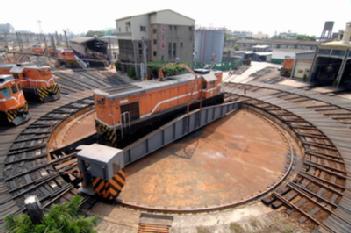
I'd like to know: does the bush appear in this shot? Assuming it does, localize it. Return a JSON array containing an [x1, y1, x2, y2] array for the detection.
[[5, 196, 97, 233], [162, 64, 186, 77], [127, 67, 137, 79]]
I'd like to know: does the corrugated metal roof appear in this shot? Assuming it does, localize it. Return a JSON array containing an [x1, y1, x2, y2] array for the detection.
[[70, 37, 106, 44], [254, 52, 272, 56], [320, 40, 351, 50], [252, 44, 270, 49]]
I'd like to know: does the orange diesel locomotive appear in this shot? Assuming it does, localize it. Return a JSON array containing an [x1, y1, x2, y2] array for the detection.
[[95, 70, 224, 147], [0, 74, 30, 125], [0, 64, 60, 102]]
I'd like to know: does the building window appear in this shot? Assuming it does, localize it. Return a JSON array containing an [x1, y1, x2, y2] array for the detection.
[[140, 26, 146, 32], [180, 42, 183, 48], [119, 27, 121, 32], [169, 25, 172, 30], [153, 51, 157, 57], [153, 28, 157, 34], [174, 25, 177, 31], [153, 39, 157, 45], [168, 42, 172, 58], [173, 43, 176, 58], [189, 26, 193, 31]]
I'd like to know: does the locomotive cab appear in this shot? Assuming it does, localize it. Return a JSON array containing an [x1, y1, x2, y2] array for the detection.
[[0, 74, 30, 125], [76, 144, 126, 200]]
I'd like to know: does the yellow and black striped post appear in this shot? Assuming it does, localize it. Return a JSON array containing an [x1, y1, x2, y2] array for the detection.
[[5, 110, 17, 123], [35, 84, 60, 102], [37, 87, 49, 102], [96, 121, 117, 146], [92, 169, 126, 200]]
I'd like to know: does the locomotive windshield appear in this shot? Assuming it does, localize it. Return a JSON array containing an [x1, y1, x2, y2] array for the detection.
[[0, 87, 11, 98]]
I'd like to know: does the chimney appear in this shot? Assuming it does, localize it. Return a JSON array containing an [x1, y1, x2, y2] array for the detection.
[[342, 22, 351, 43]]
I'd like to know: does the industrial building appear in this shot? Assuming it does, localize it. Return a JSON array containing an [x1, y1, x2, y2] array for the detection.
[[252, 44, 271, 52], [0, 23, 14, 34], [309, 22, 351, 89], [227, 38, 319, 52], [70, 37, 109, 67], [115, 9, 195, 79], [194, 29, 225, 65], [100, 36, 119, 63]]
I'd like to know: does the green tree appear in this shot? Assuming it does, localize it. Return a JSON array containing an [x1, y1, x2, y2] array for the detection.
[[5, 196, 97, 233]]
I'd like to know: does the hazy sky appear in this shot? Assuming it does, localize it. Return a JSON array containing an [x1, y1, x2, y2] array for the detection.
[[1, 0, 350, 36]]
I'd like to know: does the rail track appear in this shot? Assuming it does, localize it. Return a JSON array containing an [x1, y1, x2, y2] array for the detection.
[[225, 82, 351, 233], [1, 70, 351, 232], [0, 70, 128, 231], [4, 96, 94, 210]]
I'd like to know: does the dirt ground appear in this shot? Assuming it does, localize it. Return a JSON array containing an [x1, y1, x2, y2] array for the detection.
[[92, 202, 308, 233], [119, 109, 289, 210], [48, 109, 96, 151]]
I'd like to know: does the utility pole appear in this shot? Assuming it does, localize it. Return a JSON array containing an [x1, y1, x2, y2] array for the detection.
[[15, 32, 23, 52], [141, 37, 147, 80], [37, 20, 48, 55], [63, 30, 69, 48], [50, 34, 56, 57]]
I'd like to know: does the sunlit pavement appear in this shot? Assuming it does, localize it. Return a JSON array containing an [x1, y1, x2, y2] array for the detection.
[[223, 62, 280, 83]]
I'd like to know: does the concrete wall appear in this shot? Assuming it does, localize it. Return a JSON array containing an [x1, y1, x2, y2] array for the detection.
[[130, 15, 150, 41], [116, 18, 132, 40], [118, 39, 135, 62], [116, 10, 195, 74], [195, 30, 224, 64], [151, 24, 194, 63], [294, 59, 312, 79], [116, 16, 150, 41]]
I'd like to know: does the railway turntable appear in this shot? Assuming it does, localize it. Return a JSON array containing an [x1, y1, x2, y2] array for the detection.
[[2, 67, 351, 233]]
